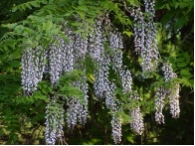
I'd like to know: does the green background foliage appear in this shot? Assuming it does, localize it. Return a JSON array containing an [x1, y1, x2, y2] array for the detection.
[[0, 0, 194, 144]]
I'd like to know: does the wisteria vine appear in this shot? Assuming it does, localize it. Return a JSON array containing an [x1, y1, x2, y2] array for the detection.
[[20, 0, 180, 144]]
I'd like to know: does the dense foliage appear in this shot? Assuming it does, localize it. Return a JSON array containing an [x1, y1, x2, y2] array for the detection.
[[0, 0, 194, 145]]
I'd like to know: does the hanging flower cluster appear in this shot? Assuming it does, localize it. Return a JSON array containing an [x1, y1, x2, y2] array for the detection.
[[106, 83, 122, 144], [49, 40, 63, 85], [131, 0, 159, 72], [49, 29, 75, 86], [162, 63, 180, 118], [90, 20, 124, 143], [155, 87, 166, 124], [60, 28, 74, 72], [109, 31, 123, 73], [74, 32, 88, 62], [45, 96, 64, 145], [119, 66, 143, 135], [21, 46, 46, 96], [66, 75, 88, 129], [94, 54, 111, 99], [154, 62, 180, 124], [88, 19, 104, 62], [111, 109, 122, 144], [120, 67, 133, 94], [130, 94, 144, 135]]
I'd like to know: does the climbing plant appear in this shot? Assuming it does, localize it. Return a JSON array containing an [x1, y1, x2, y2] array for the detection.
[[0, 0, 193, 144]]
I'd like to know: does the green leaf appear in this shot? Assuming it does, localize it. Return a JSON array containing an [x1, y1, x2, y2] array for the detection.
[[26, 3, 32, 9], [123, 31, 133, 37], [165, 4, 170, 11], [175, 2, 179, 9], [180, 68, 192, 78], [77, 5, 88, 11], [174, 16, 187, 29], [10, 61, 20, 68], [71, 22, 83, 27], [31, 1, 41, 8], [12, 7, 18, 12], [183, 52, 190, 64], [178, 78, 193, 87], [77, 11, 85, 20], [126, 135, 135, 143], [176, 57, 185, 62], [85, 19, 94, 24], [78, 0, 84, 5], [177, 62, 188, 67]]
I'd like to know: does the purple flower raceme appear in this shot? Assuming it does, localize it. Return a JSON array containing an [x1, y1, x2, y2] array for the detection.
[[111, 114, 122, 144], [155, 87, 166, 124], [109, 31, 123, 73], [45, 96, 65, 145], [49, 41, 62, 85], [131, 0, 159, 72], [66, 75, 88, 129], [162, 63, 180, 118], [60, 28, 74, 73], [130, 94, 144, 135], [110, 101, 122, 144], [120, 68, 133, 94], [21, 46, 46, 96], [94, 53, 110, 99], [88, 19, 104, 62]]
